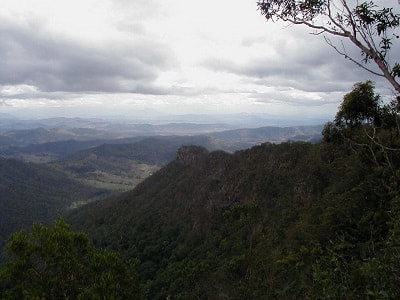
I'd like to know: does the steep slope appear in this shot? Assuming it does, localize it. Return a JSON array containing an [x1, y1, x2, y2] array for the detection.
[[0, 157, 108, 246], [68, 139, 399, 299], [50, 136, 217, 192]]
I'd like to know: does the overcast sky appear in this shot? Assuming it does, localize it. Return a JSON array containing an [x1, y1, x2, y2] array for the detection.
[[0, 0, 398, 122]]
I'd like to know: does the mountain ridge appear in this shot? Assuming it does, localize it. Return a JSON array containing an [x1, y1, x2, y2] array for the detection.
[[67, 135, 399, 298]]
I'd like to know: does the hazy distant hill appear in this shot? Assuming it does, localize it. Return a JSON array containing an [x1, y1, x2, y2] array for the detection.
[[0, 127, 118, 149], [0, 139, 121, 163], [0, 136, 14, 148], [209, 125, 323, 149], [0, 117, 117, 132], [0, 157, 108, 246], [0, 117, 234, 145], [0, 124, 323, 161]]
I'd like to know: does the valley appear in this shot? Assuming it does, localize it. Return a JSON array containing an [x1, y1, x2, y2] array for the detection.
[[0, 115, 323, 242]]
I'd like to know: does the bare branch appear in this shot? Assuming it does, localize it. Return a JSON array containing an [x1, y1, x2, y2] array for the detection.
[[324, 37, 385, 77]]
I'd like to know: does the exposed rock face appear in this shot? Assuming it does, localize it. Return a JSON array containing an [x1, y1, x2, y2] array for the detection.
[[176, 146, 209, 166]]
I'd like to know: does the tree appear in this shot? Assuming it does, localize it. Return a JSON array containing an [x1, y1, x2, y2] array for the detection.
[[323, 80, 400, 154], [335, 80, 382, 127], [257, 0, 400, 94], [0, 219, 140, 299], [322, 81, 400, 147]]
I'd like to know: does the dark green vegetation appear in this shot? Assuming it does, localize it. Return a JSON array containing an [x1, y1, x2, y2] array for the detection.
[[1, 81, 398, 298], [1, 127, 320, 193], [0, 126, 320, 250], [1, 1, 399, 297], [0, 157, 108, 249], [0, 220, 139, 299], [49, 136, 218, 192], [67, 82, 400, 298]]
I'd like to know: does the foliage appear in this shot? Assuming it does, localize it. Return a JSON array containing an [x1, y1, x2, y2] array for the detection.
[[0, 157, 108, 251], [65, 81, 400, 298], [0, 219, 140, 299], [323, 81, 400, 165], [257, 0, 400, 93], [2, 87, 396, 298], [335, 81, 382, 127], [9, 86, 394, 299]]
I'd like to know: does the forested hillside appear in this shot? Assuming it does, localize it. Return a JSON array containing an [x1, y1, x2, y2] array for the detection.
[[0, 157, 107, 249], [49, 136, 218, 192], [68, 82, 400, 299]]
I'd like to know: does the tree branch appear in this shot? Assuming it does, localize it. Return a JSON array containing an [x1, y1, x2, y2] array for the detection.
[[324, 37, 385, 77]]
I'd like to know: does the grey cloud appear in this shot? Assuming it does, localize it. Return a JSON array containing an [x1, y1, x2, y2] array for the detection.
[[0, 18, 175, 95], [241, 36, 270, 47], [204, 33, 392, 95], [249, 90, 340, 107], [204, 50, 364, 93], [0, 88, 79, 100]]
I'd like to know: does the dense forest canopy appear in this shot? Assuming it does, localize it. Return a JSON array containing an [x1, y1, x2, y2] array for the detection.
[[63, 81, 400, 299], [0, 220, 140, 299]]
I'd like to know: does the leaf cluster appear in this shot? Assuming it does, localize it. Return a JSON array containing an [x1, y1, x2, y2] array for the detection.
[[0, 219, 140, 299]]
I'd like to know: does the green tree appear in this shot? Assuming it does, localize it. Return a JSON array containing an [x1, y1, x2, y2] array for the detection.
[[335, 81, 382, 127], [323, 81, 400, 148], [0, 219, 140, 300], [318, 81, 400, 298], [257, 0, 400, 94]]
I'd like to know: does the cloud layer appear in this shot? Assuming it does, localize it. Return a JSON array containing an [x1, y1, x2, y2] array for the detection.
[[0, 16, 175, 95], [1, 0, 398, 120]]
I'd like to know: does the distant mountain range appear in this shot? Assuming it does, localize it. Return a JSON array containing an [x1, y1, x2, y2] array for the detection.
[[209, 125, 323, 150], [0, 120, 323, 159]]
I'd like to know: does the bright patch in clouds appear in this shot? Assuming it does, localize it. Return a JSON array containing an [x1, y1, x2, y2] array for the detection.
[[1, 85, 39, 96], [0, 0, 397, 121]]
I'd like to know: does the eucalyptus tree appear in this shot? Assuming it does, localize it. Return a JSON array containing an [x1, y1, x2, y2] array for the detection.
[[257, 0, 400, 94]]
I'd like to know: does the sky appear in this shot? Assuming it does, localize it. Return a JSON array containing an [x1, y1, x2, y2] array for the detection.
[[0, 0, 399, 123]]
